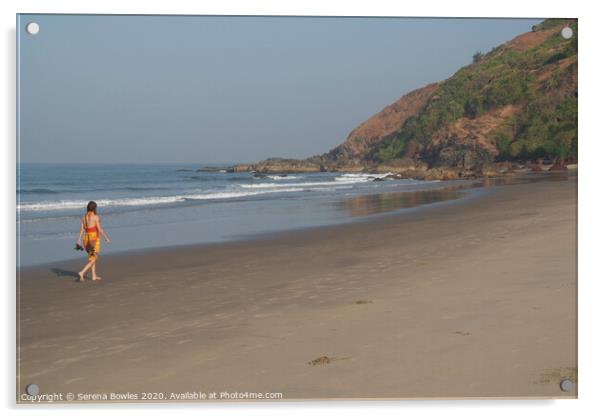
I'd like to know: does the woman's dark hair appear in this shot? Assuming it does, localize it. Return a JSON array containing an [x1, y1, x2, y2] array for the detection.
[[86, 201, 97, 214]]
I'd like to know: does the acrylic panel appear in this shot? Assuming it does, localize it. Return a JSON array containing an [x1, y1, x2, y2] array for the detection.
[[16, 14, 577, 403]]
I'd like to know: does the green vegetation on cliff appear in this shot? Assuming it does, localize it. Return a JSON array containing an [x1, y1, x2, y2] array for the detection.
[[371, 19, 577, 165]]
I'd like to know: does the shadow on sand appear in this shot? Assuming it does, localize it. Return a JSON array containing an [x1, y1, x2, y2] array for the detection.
[[50, 268, 79, 280]]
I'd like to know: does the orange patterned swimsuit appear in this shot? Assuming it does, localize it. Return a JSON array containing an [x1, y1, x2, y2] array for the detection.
[[84, 222, 101, 261]]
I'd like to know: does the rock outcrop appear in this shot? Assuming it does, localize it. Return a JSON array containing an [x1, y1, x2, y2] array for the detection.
[[233, 158, 323, 173]]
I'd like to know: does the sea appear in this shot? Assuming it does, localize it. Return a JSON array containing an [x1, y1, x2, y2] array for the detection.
[[17, 163, 473, 266]]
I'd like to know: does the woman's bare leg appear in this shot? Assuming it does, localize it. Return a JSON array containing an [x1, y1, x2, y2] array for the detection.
[[78, 259, 95, 282], [91, 262, 102, 281]]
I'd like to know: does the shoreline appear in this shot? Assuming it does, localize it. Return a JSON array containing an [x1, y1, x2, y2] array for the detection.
[[18, 180, 483, 270], [17, 174, 577, 400], [18, 171, 565, 270], [17, 169, 478, 268]]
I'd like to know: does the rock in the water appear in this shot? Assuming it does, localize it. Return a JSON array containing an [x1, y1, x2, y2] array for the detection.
[[529, 163, 543, 172], [233, 158, 322, 173]]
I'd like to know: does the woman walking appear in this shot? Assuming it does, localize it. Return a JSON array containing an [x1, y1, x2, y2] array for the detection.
[[76, 201, 110, 282]]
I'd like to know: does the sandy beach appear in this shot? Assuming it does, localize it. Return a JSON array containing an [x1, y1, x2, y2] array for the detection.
[[17, 174, 577, 401]]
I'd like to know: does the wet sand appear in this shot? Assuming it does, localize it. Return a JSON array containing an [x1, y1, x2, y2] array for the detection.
[[17, 174, 577, 401]]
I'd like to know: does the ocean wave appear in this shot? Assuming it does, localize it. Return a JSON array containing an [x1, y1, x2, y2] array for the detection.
[[17, 187, 305, 213], [185, 175, 251, 182], [17, 214, 80, 224], [240, 177, 373, 189], [334, 172, 394, 181], [17, 188, 60, 195], [181, 188, 301, 201], [18, 196, 181, 212], [18, 185, 171, 194], [309, 185, 354, 191], [242, 181, 324, 189], [265, 175, 300, 180]]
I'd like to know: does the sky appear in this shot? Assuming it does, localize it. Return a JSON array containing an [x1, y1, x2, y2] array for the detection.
[[18, 15, 542, 164]]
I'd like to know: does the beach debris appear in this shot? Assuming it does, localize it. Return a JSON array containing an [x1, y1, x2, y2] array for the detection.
[[307, 355, 351, 366], [308, 356, 333, 366], [454, 331, 472, 336], [354, 300, 374, 305]]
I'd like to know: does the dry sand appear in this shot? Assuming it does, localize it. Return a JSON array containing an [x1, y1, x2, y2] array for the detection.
[[17, 175, 577, 401]]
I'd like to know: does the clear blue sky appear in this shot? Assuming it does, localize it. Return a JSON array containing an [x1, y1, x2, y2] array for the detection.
[[18, 15, 542, 164]]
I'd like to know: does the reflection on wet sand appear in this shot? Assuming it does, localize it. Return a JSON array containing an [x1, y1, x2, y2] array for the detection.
[[340, 188, 465, 217], [339, 171, 573, 217], [479, 171, 570, 186]]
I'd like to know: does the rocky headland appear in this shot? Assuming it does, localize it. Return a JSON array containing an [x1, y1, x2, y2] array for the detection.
[[213, 19, 577, 181]]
